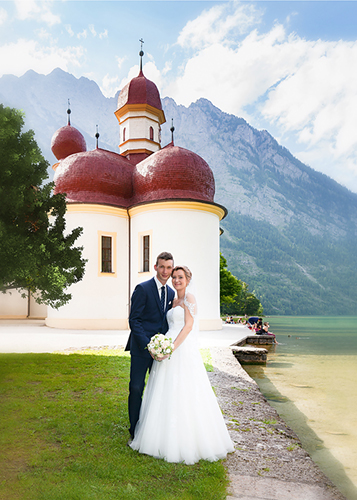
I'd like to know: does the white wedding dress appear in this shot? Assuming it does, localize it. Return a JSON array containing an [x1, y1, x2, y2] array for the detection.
[[130, 299, 235, 465]]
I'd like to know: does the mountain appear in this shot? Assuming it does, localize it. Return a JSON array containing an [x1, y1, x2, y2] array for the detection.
[[1, 69, 356, 315], [161, 98, 357, 315], [0, 68, 118, 169]]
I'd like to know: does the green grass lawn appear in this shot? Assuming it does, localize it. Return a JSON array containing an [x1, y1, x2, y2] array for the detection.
[[0, 349, 229, 500]]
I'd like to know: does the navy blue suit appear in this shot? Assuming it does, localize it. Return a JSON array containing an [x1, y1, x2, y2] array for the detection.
[[126, 277, 175, 437]]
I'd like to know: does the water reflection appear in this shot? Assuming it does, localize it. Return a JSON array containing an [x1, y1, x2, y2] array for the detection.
[[267, 362, 294, 369], [243, 316, 357, 500]]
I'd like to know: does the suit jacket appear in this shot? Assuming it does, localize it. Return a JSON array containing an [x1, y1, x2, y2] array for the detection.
[[126, 277, 175, 358]]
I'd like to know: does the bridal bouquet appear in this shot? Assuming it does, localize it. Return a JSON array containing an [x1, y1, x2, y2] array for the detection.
[[147, 333, 174, 360]]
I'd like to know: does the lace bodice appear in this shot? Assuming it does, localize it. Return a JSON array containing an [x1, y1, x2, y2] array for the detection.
[[167, 306, 185, 333], [166, 305, 198, 344]]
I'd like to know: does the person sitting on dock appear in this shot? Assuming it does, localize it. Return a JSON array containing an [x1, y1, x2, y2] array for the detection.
[[261, 322, 278, 344], [256, 318, 263, 331]]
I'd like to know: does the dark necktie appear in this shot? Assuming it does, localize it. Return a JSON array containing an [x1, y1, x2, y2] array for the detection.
[[160, 285, 165, 312]]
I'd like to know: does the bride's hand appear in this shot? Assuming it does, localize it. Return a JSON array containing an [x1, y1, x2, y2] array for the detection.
[[155, 354, 170, 362]]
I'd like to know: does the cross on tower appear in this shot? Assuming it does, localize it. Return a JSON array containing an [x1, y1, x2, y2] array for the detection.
[[139, 38, 144, 71]]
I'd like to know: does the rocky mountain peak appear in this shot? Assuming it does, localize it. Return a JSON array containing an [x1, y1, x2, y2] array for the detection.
[[0, 70, 356, 315]]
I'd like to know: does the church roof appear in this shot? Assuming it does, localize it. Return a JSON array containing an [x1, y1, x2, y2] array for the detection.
[[53, 142, 216, 208], [132, 143, 215, 205], [54, 148, 133, 208], [51, 124, 86, 160], [117, 70, 162, 111]]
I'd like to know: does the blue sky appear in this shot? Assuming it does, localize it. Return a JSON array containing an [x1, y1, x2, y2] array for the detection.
[[1, 1, 357, 193]]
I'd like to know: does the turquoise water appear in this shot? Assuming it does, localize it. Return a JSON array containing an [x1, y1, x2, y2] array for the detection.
[[244, 316, 357, 500]]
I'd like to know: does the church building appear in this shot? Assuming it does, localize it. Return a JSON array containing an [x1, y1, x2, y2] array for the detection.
[[2, 50, 227, 331]]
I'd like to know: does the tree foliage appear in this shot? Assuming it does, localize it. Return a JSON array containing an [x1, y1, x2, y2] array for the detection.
[[0, 104, 86, 308], [220, 254, 242, 304], [220, 253, 263, 316]]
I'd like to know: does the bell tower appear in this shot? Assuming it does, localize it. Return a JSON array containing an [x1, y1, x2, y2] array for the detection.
[[114, 40, 166, 165]]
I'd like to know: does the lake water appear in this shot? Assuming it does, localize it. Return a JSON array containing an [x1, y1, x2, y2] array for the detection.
[[244, 316, 357, 500]]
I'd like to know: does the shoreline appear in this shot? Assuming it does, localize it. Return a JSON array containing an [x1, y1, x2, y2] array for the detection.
[[209, 346, 348, 500]]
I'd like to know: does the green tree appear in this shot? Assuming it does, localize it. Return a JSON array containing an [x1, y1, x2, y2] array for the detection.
[[220, 253, 263, 316], [220, 253, 242, 305], [0, 104, 86, 308], [245, 293, 263, 316]]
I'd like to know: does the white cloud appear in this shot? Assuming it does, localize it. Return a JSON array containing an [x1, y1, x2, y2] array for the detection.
[[116, 56, 126, 69], [142, 61, 164, 89], [40, 8, 60, 27], [0, 7, 8, 25], [0, 39, 84, 77], [258, 37, 357, 190], [68, 25, 107, 39], [166, 22, 293, 114], [89, 24, 96, 37], [261, 40, 357, 138], [77, 29, 87, 39], [101, 74, 120, 98], [297, 146, 357, 193], [165, 1, 357, 192], [14, 0, 60, 26], [14, 0, 38, 20], [65, 24, 74, 37], [162, 61, 172, 76], [177, 1, 261, 49], [36, 28, 51, 40]]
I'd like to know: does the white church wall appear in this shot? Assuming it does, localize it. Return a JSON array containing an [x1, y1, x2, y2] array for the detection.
[[29, 295, 47, 318], [46, 205, 129, 329], [0, 289, 27, 318], [129, 201, 223, 330], [0, 290, 47, 319]]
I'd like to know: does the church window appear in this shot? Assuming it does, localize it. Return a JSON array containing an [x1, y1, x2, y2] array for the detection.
[[98, 231, 117, 277], [149, 126, 154, 141], [143, 235, 150, 272], [101, 236, 112, 273], [123, 127, 126, 142]]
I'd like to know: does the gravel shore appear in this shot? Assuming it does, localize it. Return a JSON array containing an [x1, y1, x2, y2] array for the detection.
[[209, 346, 347, 500]]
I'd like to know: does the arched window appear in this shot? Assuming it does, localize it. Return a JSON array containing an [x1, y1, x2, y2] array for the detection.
[[123, 127, 126, 142], [149, 126, 154, 141]]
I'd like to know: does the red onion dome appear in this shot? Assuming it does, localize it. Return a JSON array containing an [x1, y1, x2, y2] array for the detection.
[[54, 148, 134, 208], [117, 70, 162, 111], [51, 125, 86, 160], [133, 143, 215, 204]]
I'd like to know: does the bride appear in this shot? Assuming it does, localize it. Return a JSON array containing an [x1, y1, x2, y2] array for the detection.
[[130, 265, 235, 464]]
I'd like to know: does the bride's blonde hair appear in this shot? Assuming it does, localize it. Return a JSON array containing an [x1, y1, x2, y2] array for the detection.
[[171, 265, 192, 282]]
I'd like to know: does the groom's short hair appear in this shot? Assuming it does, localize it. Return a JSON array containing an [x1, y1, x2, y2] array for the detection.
[[156, 252, 174, 265]]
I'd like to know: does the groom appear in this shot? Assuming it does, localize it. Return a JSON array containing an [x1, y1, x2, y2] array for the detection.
[[126, 251, 175, 439]]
